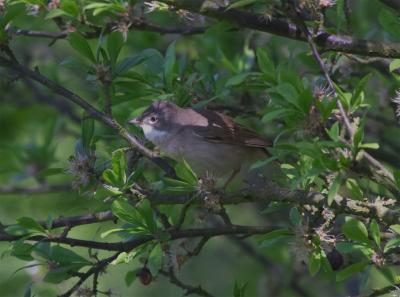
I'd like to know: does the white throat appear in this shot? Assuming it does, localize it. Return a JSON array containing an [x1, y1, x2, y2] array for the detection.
[[141, 123, 169, 144]]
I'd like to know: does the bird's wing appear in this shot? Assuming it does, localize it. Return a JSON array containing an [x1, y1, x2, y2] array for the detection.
[[192, 109, 271, 148]]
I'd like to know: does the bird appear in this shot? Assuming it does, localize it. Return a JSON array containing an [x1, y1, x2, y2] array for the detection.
[[129, 101, 271, 188]]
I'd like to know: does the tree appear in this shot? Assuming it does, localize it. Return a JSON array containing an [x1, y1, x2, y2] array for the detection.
[[1, 0, 400, 296]]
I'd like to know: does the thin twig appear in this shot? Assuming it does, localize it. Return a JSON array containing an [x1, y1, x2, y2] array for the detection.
[[290, 3, 395, 183], [59, 252, 120, 297], [160, 268, 215, 297]]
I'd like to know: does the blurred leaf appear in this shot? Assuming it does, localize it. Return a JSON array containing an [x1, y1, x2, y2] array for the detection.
[[175, 159, 198, 186], [384, 238, 400, 253], [342, 217, 369, 245], [68, 32, 96, 63], [309, 250, 321, 276], [256, 48, 275, 81], [115, 55, 147, 75], [225, 72, 254, 87], [369, 219, 381, 248], [125, 270, 137, 286], [353, 126, 364, 152], [0, 3, 24, 29], [45, 8, 69, 19], [11, 242, 34, 261], [233, 281, 248, 297], [16, 217, 46, 234], [328, 177, 341, 206], [336, 261, 369, 282], [390, 59, 400, 72], [148, 244, 163, 276], [82, 117, 94, 151], [164, 41, 176, 91], [378, 9, 400, 39], [111, 200, 144, 228], [326, 122, 340, 142], [289, 207, 301, 226], [390, 224, 400, 235], [345, 179, 363, 200], [228, 0, 258, 9], [107, 32, 124, 68], [60, 0, 79, 16]]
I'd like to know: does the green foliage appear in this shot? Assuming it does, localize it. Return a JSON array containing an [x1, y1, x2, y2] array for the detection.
[[1, 1, 400, 296]]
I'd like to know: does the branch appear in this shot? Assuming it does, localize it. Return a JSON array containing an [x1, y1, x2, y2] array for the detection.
[[157, 0, 400, 58], [0, 184, 71, 194], [360, 284, 400, 297], [379, 0, 400, 11], [0, 225, 278, 251], [59, 252, 121, 297], [7, 18, 206, 41], [290, 3, 395, 185], [0, 55, 176, 177], [160, 268, 215, 297], [150, 182, 400, 225]]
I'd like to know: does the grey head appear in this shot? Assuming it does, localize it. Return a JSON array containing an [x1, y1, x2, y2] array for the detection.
[[128, 101, 181, 144]]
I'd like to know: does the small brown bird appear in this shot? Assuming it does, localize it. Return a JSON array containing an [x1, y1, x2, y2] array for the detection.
[[129, 101, 271, 186]]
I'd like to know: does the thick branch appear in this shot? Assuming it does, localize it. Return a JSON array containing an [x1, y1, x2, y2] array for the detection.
[[158, 0, 400, 58], [0, 225, 277, 251]]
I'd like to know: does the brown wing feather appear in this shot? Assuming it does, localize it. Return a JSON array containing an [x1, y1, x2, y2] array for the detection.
[[193, 109, 271, 148]]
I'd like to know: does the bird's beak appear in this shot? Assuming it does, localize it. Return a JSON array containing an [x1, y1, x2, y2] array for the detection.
[[128, 117, 141, 125]]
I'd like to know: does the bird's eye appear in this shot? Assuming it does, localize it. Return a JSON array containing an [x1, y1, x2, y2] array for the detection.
[[149, 116, 158, 123]]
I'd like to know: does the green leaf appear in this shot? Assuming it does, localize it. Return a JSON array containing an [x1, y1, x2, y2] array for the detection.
[[345, 179, 363, 200], [115, 55, 147, 75], [60, 0, 79, 16], [342, 217, 369, 245], [390, 59, 400, 73], [261, 109, 287, 123], [326, 122, 340, 142], [328, 177, 341, 206], [228, 0, 259, 9], [23, 283, 32, 297], [111, 200, 144, 227], [68, 32, 96, 64], [4, 225, 29, 236], [107, 32, 124, 68], [369, 219, 381, 248], [148, 244, 163, 276], [256, 48, 275, 79], [16, 217, 46, 234], [164, 41, 176, 91], [390, 224, 400, 235], [11, 242, 34, 261], [100, 228, 125, 238], [45, 8, 69, 19], [378, 9, 400, 39], [225, 72, 253, 87], [336, 261, 369, 281], [233, 280, 248, 297], [359, 143, 379, 150], [82, 117, 94, 151], [384, 238, 400, 253], [259, 229, 291, 242], [352, 126, 364, 152], [175, 159, 198, 186], [309, 250, 321, 276], [336, 242, 374, 258], [125, 270, 137, 286], [136, 199, 158, 234], [289, 207, 302, 226], [0, 3, 24, 29]]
